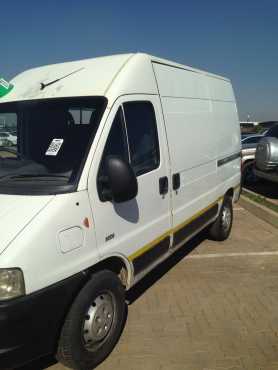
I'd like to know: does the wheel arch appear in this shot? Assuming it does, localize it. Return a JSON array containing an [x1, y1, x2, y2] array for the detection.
[[242, 157, 255, 166], [242, 158, 254, 165], [86, 254, 133, 290], [225, 188, 234, 199]]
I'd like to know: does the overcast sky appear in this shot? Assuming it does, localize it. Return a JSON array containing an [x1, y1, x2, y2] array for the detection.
[[1, 0, 277, 121]]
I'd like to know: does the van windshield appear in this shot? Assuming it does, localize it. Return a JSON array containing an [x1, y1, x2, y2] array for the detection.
[[0, 97, 106, 195]]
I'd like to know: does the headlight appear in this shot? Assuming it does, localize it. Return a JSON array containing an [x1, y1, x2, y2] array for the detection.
[[0, 269, 25, 300]]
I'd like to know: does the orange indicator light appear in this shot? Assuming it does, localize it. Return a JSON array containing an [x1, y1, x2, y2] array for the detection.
[[83, 217, 90, 228]]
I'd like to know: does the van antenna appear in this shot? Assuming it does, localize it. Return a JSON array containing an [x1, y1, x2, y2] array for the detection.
[[40, 67, 85, 90]]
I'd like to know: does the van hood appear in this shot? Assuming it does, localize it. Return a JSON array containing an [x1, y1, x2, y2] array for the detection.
[[0, 194, 54, 255]]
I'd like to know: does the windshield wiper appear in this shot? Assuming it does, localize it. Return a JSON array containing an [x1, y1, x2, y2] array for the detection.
[[0, 174, 69, 182], [11, 174, 68, 180]]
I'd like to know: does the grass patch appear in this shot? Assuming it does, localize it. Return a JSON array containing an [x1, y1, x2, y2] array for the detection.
[[242, 190, 278, 214]]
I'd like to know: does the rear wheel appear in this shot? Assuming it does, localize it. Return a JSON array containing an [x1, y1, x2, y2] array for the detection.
[[56, 270, 126, 370], [208, 196, 233, 241]]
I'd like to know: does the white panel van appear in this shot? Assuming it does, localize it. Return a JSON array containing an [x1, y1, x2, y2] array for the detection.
[[0, 53, 241, 370]]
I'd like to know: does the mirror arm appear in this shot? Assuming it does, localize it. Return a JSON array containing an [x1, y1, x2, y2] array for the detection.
[[98, 175, 112, 202], [101, 189, 113, 202]]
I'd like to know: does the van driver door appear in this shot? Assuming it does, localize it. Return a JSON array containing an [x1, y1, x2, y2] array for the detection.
[[88, 95, 172, 281]]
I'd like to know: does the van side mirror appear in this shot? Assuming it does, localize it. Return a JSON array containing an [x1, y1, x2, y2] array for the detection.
[[100, 157, 138, 203]]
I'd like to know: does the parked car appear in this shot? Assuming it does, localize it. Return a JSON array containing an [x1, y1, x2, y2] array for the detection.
[[255, 125, 278, 183], [241, 133, 252, 140], [0, 131, 17, 146], [0, 53, 241, 370], [241, 134, 264, 184], [241, 134, 264, 146]]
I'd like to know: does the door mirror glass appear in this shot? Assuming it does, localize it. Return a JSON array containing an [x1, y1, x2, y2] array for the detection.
[[101, 156, 138, 203]]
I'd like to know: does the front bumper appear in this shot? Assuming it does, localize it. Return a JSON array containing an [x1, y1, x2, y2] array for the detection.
[[0, 272, 87, 369], [254, 168, 278, 184]]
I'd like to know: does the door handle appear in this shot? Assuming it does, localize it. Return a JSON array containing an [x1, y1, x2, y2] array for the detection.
[[159, 176, 168, 195], [172, 173, 180, 190]]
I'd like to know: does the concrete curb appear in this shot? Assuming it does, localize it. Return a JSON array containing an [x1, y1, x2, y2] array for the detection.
[[243, 187, 278, 207], [239, 195, 278, 229]]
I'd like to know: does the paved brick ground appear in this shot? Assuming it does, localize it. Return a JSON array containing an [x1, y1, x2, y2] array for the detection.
[[32, 206, 278, 370]]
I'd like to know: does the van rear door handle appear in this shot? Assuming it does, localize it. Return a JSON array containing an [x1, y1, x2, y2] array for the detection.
[[172, 173, 180, 190], [159, 176, 168, 195]]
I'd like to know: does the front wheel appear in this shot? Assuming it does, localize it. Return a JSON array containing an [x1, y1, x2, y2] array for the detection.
[[56, 270, 126, 370], [208, 196, 233, 241]]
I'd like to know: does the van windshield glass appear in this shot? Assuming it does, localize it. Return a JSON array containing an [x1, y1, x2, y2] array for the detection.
[[0, 97, 106, 195]]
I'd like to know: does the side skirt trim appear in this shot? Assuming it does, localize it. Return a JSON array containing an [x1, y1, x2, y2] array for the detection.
[[132, 236, 170, 275], [129, 197, 223, 275], [173, 204, 218, 246]]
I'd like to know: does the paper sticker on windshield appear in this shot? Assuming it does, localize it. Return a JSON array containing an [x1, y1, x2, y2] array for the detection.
[[45, 138, 64, 156]]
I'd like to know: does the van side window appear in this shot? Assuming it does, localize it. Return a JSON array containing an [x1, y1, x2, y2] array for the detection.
[[123, 101, 160, 176], [98, 107, 129, 176]]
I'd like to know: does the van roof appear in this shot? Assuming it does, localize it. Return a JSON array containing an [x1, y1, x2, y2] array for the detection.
[[149, 54, 229, 81], [0, 53, 230, 103]]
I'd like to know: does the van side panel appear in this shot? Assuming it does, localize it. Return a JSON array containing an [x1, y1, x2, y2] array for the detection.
[[153, 63, 210, 99], [213, 99, 241, 192], [206, 75, 235, 101], [152, 62, 240, 243], [206, 74, 241, 193], [160, 97, 217, 173]]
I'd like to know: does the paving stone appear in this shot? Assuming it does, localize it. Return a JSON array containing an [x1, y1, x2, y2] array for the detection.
[[46, 208, 278, 370]]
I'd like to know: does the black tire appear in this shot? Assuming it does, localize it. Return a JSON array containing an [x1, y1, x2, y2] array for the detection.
[[56, 270, 126, 370], [208, 196, 233, 241], [242, 161, 257, 185]]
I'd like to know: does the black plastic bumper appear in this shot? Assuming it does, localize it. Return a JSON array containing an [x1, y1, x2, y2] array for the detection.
[[0, 272, 87, 369], [254, 168, 278, 183]]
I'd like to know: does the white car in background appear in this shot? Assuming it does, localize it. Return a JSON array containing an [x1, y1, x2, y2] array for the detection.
[[241, 134, 264, 184], [0, 131, 17, 146]]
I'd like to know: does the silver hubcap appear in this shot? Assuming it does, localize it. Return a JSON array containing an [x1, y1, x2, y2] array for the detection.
[[222, 205, 231, 232], [83, 293, 114, 349]]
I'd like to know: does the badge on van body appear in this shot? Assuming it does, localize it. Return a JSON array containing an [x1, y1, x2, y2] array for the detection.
[[105, 233, 115, 242], [0, 78, 14, 97], [45, 138, 64, 156]]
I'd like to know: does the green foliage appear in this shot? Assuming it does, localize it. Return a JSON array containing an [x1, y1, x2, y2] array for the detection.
[[242, 190, 278, 213], [254, 125, 265, 133]]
